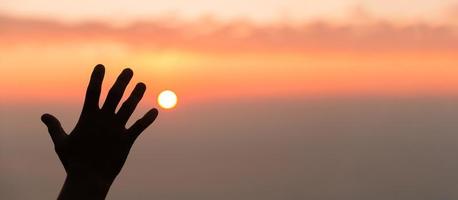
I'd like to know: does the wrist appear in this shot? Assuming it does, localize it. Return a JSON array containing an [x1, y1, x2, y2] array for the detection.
[[67, 171, 115, 186], [58, 173, 114, 200]]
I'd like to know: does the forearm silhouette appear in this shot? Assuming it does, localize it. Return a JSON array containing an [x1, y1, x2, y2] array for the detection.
[[41, 65, 158, 199]]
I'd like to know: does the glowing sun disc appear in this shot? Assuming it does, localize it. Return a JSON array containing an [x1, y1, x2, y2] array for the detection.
[[158, 90, 177, 109]]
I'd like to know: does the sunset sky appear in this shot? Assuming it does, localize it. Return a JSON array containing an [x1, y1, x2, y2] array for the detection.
[[1, 0, 458, 106]]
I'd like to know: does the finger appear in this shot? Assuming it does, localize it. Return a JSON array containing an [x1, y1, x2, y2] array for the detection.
[[127, 108, 158, 141], [41, 114, 67, 145], [117, 82, 146, 126], [102, 68, 133, 113], [82, 64, 105, 114]]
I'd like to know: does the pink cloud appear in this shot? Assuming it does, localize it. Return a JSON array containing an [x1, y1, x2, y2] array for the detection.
[[1, 14, 458, 53]]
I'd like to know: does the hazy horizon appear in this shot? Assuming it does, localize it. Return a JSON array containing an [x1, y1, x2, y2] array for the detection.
[[2, 97, 458, 199]]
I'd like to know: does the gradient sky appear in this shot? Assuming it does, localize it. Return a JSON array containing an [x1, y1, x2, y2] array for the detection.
[[1, 0, 458, 105]]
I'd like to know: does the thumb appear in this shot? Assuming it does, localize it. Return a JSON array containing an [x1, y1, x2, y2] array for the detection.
[[41, 113, 66, 145]]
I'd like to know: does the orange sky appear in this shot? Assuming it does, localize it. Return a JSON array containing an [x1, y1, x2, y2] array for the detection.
[[1, 1, 458, 105]]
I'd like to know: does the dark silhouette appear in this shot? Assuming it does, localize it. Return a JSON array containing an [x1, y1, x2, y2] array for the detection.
[[41, 65, 158, 199]]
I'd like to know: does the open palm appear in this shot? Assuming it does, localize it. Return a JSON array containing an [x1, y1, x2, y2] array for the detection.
[[41, 65, 158, 199]]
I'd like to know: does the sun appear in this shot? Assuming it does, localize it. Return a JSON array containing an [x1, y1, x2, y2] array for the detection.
[[157, 90, 177, 109]]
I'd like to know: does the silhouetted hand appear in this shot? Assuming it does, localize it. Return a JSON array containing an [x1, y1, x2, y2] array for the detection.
[[41, 65, 158, 200]]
